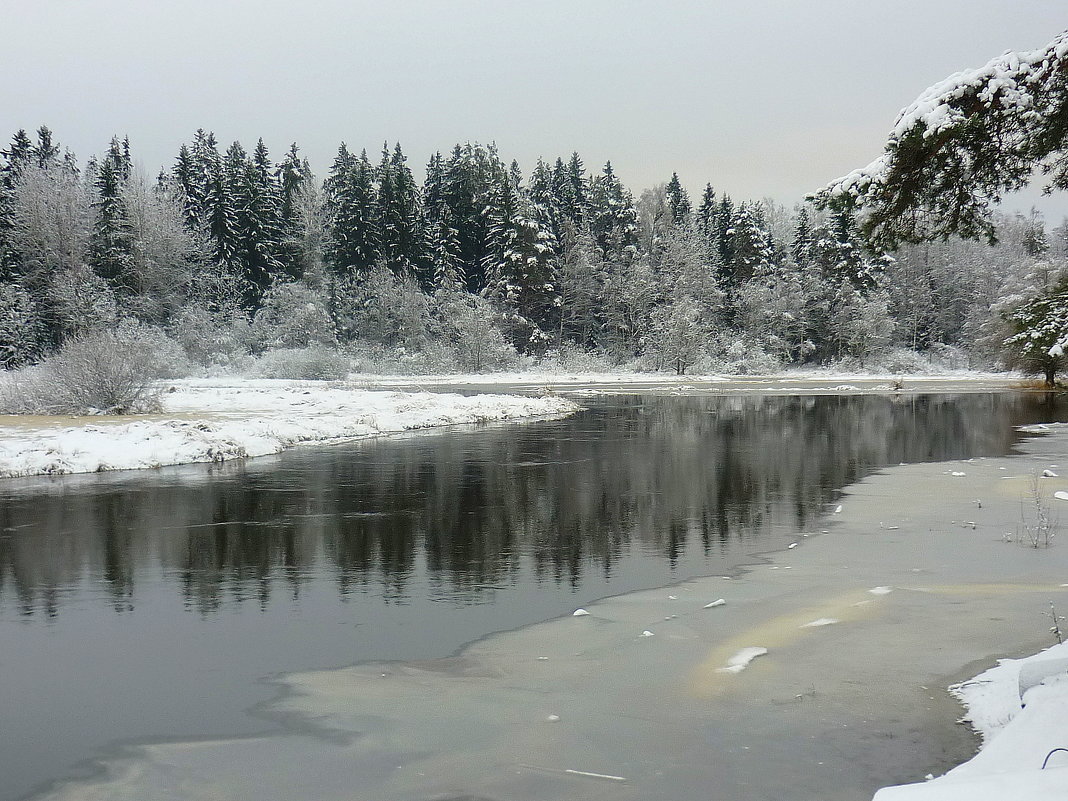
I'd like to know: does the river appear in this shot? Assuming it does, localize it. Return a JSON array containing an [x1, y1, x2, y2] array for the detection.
[[1, 391, 1064, 800]]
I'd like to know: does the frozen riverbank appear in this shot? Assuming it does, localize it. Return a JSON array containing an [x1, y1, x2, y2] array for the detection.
[[875, 641, 1068, 799], [31, 414, 1068, 800], [354, 370, 1019, 397], [0, 379, 580, 478]]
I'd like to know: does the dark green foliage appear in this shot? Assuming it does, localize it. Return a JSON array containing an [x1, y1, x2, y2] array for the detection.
[[88, 156, 135, 288], [324, 145, 379, 279], [665, 172, 691, 225]]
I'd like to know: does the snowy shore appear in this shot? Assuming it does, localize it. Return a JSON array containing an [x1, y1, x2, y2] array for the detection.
[[875, 642, 1068, 800], [0, 378, 580, 478]]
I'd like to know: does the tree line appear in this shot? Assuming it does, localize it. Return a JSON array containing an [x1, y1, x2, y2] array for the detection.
[[0, 125, 1060, 375]]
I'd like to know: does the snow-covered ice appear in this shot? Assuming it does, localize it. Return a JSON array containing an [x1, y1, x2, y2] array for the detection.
[[0, 378, 579, 479]]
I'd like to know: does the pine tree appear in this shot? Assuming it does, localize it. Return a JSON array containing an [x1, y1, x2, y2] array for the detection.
[[238, 139, 287, 308], [791, 206, 813, 267], [275, 142, 315, 279], [716, 194, 735, 269], [696, 184, 717, 240], [323, 144, 378, 279], [481, 168, 558, 346], [33, 126, 60, 169], [0, 130, 34, 277], [88, 155, 135, 290], [665, 172, 692, 225], [376, 142, 422, 278], [727, 202, 773, 284], [588, 161, 638, 262], [440, 142, 502, 291], [172, 143, 203, 231]]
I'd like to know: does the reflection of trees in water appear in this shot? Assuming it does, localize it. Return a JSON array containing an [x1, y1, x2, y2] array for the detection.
[[0, 394, 1055, 616]]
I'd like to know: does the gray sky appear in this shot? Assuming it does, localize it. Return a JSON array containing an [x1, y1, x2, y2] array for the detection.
[[4, 1, 1067, 216]]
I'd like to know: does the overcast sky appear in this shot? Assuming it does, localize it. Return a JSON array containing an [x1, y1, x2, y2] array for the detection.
[[3, 1, 1066, 215]]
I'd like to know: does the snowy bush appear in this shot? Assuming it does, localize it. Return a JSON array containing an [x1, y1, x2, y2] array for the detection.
[[172, 303, 253, 366], [332, 266, 430, 349], [249, 281, 335, 352], [48, 264, 119, 339], [705, 334, 783, 375], [536, 345, 623, 374], [0, 326, 164, 414], [246, 346, 350, 380], [430, 288, 519, 372], [127, 322, 195, 379]]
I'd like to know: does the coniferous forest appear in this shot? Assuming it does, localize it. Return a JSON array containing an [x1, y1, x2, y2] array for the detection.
[[0, 125, 1063, 377]]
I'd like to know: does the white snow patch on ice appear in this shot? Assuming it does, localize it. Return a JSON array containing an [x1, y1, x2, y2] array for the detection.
[[801, 618, 840, 628], [717, 647, 768, 674]]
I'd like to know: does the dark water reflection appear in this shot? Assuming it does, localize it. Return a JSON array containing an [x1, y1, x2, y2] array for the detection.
[[0, 393, 1065, 800]]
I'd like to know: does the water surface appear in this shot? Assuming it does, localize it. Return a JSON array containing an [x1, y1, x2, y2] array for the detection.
[[1, 392, 1063, 800]]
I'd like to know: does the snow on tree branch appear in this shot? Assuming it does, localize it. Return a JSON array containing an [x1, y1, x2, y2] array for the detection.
[[814, 30, 1068, 249]]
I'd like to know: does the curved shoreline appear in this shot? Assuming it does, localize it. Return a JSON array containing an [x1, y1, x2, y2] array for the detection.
[[0, 378, 580, 479]]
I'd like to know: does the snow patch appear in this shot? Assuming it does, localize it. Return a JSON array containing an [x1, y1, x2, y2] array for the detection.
[[717, 647, 769, 674], [801, 618, 840, 628]]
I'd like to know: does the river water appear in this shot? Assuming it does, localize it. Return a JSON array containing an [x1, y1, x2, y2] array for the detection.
[[1, 392, 1064, 801]]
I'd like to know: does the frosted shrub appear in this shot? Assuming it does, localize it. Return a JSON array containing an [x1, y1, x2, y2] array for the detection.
[[708, 334, 783, 375], [173, 303, 253, 366], [536, 345, 621, 374], [0, 326, 164, 415], [333, 266, 430, 349], [248, 346, 351, 380], [430, 287, 518, 372], [249, 282, 335, 352]]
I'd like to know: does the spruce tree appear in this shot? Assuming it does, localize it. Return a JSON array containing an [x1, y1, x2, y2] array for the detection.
[[422, 151, 463, 288], [665, 172, 692, 225], [88, 156, 135, 290], [0, 130, 34, 277], [588, 161, 638, 261], [276, 142, 314, 278], [376, 142, 422, 278], [482, 169, 558, 346], [323, 144, 378, 279], [238, 139, 287, 308]]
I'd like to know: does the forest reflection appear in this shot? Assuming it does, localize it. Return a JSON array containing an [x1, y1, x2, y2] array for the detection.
[[0, 393, 1054, 618]]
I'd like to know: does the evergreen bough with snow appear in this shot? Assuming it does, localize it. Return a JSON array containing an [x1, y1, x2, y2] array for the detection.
[[816, 28, 1068, 383], [816, 29, 1068, 249]]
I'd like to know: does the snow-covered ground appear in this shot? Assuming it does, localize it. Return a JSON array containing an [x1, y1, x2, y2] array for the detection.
[[0, 378, 579, 479], [875, 642, 1068, 799]]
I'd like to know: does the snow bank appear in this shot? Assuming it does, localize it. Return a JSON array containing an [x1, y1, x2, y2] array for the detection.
[[874, 642, 1068, 800], [0, 379, 580, 479]]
